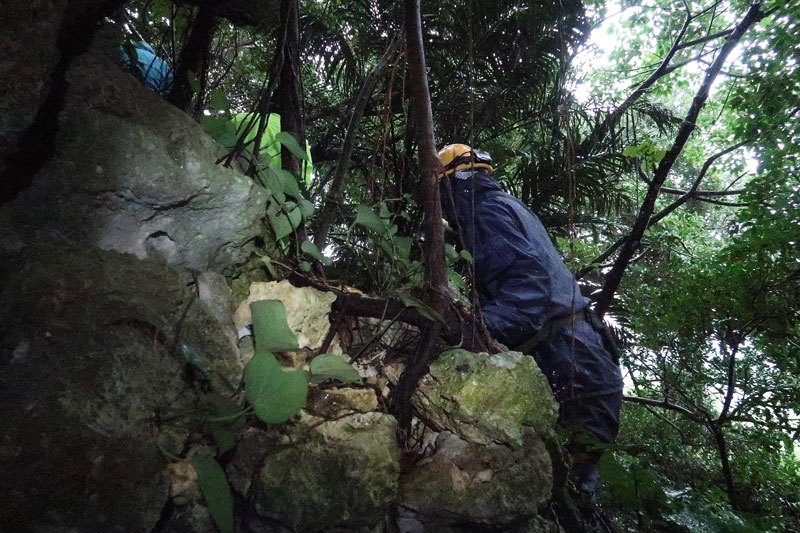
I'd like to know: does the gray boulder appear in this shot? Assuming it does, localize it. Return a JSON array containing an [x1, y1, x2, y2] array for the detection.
[[254, 411, 401, 532], [1, 48, 268, 273]]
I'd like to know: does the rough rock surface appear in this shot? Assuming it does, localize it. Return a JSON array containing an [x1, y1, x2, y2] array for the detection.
[[0, 0, 66, 172], [414, 349, 558, 446], [400, 430, 553, 529], [0, 48, 268, 273], [235, 280, 340, 351], [0, 247, 243, 531], [255, 411, 400, 531], [400, 349, 560, 529]]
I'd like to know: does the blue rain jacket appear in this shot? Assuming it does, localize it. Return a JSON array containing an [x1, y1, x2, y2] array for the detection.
[[121, 41, 173, 95], [441, 170, 622, 401]]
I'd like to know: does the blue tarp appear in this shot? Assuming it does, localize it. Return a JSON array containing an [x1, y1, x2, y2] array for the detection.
[[121, 41, 173, 95]]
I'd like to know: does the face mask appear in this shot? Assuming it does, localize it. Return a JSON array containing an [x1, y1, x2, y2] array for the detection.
[[454, 170, 479, 180]]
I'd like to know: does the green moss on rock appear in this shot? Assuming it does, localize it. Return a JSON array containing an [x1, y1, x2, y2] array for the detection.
[[415, 349, 558, 447]]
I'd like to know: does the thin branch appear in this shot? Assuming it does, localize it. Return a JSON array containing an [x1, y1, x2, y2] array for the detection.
[[312, 32, 402, 249], [649, 140, 751, 226], [595, 3, 765, 317], [674, 28, 734, 51], [623, 394, 702, 421]]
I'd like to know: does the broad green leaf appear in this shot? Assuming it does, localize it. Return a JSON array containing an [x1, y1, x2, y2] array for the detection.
[[202, 393, 246, 454], [310, 354, 362, 385], [275, 131, 310, 162], [201, 117, 238, 148], [298, 199, 315, 218], [459, 250, 473, 263], [448, 269, 467, 291], [268, 207, 301, 241], [394, 236, 412, 260], [445, 243, 459, 261], [301, 240, 332, 266], [396, 292, 445, 323], [300, 261, 311, 272], [192, 455, 234, 533], [279, 168, 302, 199], [209, 89, 229, 110], [250, 300, 299, 352], [354, 204, 385, 234], [244, 350, 308, 424]]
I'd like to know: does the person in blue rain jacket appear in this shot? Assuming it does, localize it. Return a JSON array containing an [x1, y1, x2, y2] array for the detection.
[[121, 41, 173, 95], [437, 144, 623, 504]]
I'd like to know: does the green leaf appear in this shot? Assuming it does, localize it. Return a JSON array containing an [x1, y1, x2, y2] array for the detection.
[[244, 350, 308, 424], [268, 207, 302, 241], [354, 204, 385, 234], [186, 71, 201, 93], [265, 166, 302, 198], [459, 250, 473, 263], [201, 393, 246, 454], [301, 240, 332, 266], [300, 261, 311, 272], [209, 89, 229, 110], [396, 292, 445, 323], [275, 131, 310, 162], [201, 117, 238, 148], [310, 354, 362, 384], [445, 243, 459, 261], [192, 455, 234, 533], [448, 269, 467, 290], [394, 236, 412, 260], [298, 199, 315, 218], [250, 300, 299, 352]]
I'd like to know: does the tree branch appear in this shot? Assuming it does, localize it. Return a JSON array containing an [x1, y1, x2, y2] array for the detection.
[[312, 32, 402, 249], [594, 3, 764, 317], [393, 0, 449, 444], [623, 394, 702, 421]]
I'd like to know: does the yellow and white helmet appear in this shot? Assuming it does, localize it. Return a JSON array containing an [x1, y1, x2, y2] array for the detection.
[[437, 143, 493, 179]]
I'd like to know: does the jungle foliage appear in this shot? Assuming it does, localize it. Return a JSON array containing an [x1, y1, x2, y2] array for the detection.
[[118, 0, 799, 530]]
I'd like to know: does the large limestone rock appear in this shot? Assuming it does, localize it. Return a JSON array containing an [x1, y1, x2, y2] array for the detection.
[[0, 247, 243, 531], [413, 349, 558, 446], [1, 48, 268, 273], [400, 430, 553, 530], [254, 411, 400, 531], [401, 349, 559, 529]]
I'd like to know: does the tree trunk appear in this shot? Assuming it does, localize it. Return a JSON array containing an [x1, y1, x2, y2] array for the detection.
[[312, 33, 401, 249], [708, 422, 740, 510], [392, 0, 448, 442], [167, 3, 219, 112], [277, 0, 303, 177]]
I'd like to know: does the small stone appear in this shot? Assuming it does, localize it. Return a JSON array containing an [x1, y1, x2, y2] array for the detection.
[[169, 462, 198, 498]]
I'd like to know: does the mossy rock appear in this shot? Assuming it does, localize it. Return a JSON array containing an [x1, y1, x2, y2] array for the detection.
[[414, 349, 558, 447]]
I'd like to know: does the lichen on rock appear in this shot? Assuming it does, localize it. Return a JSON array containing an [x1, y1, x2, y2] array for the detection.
[[414, 349, 558, 447]]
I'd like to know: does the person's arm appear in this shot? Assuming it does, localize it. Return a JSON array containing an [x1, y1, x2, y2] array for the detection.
[[473, 207, 552, 348]]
